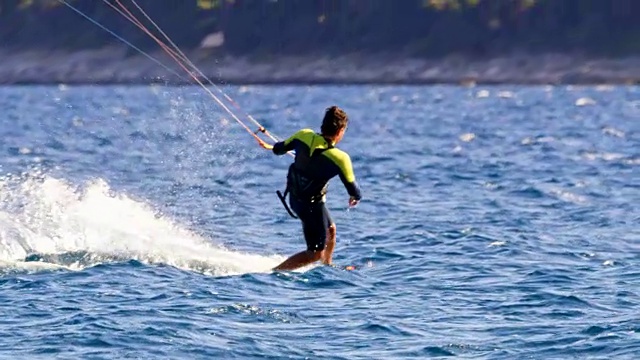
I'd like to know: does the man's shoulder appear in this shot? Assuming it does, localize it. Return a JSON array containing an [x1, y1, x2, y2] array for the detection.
[[295, 128, 315, 136], [323, 147, 352, 164], [323, 147, 356, 181], [288, 128, 315, 140], [284, 128, 315, 144]]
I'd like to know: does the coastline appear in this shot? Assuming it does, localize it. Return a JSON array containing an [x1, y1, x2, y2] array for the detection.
[[1, 46, 639, 86]]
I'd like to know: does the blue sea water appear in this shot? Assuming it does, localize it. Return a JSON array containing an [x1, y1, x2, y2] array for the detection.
[[0, 83, 638, 359]]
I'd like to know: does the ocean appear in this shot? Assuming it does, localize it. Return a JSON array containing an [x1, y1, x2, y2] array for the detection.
[[0, 84, 638, 359]]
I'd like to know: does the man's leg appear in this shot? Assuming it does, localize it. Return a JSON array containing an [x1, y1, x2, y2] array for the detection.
[[273, 199, 326, 272], [319, 204, 336, 265], [321, 224, 336, 265], [273, 250, 323, 271]]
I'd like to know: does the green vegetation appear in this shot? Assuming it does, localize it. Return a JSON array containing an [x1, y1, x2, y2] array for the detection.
[[2, 0, 639, 56]]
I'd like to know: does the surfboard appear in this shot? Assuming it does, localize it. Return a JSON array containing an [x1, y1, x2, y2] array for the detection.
[[329, 264, 357, 271]]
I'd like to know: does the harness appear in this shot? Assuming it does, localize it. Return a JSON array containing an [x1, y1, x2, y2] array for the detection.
[[277, 139, 334, 219]]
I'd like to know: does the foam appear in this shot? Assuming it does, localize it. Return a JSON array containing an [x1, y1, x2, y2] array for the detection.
[[0, 173, 285, 276]]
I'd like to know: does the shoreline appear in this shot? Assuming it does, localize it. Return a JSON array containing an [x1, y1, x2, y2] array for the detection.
[[1, 47, 639, 86]]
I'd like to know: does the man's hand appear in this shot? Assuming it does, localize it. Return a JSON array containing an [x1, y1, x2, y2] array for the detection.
[[257, 138, 273, 150], [348, 196, 359, 208]]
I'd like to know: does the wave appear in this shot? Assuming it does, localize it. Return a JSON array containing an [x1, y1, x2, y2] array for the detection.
[[0, 173, 285, 276]]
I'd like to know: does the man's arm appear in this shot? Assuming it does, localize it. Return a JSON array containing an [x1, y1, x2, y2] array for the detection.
[[256, 137, 293, 154], [257, 138, 274, 150], [258, 130, 307, 155], [337, 153, 362, 205], [272, 139, 295, 155]]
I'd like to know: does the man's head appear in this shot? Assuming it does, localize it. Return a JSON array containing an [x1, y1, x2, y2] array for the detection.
[[321, 106, 349, 144]]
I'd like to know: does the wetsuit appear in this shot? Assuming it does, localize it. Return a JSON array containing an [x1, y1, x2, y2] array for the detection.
[[272, 129, 362, 252]]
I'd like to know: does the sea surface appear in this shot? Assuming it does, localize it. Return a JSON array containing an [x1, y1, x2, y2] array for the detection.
[[0, 84, 638, 359]]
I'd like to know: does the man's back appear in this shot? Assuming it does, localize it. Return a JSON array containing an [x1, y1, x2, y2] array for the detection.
[[274, 128, 359, 201]]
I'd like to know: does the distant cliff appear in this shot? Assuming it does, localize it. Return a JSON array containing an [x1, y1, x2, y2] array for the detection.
[[1, 0, 639, 85], [3, 0, 640, 57]]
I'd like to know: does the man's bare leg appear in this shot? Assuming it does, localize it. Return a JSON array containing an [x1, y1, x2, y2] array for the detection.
[[321, 224, 336, 265], [273, 250, 322, 271]]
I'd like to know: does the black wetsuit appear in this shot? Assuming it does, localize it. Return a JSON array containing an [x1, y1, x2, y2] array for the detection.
[[272, 129, 362, 251]]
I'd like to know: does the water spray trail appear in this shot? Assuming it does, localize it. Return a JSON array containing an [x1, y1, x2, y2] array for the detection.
[[125, 0, 279, 141], [0, 175, 285, 276], [58, 0, 292, 154]]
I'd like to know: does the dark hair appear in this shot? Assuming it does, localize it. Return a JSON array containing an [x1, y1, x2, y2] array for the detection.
[[321, 106, 348, 137]]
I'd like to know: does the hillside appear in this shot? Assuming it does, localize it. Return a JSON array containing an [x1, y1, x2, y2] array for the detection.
[[2, 0, 639, 84]]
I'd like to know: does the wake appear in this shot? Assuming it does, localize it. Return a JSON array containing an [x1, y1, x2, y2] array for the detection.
[[0, 173, 285, 276]]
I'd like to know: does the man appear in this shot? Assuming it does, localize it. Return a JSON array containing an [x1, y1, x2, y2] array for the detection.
[[257, 106, 362, 271]]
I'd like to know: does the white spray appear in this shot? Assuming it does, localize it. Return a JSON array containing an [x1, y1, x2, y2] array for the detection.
[[0, 173, 285, 276]]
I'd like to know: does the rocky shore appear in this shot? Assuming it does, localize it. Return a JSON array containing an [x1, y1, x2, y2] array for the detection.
[[1, 46, 639, 85]]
